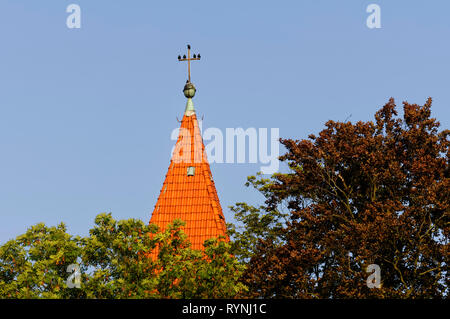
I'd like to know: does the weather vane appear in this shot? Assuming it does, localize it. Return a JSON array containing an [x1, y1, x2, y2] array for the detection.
[[178, 44, 201, 83]]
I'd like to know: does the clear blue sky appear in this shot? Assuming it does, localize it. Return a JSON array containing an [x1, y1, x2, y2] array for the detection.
[[0, 0, 449, 243]]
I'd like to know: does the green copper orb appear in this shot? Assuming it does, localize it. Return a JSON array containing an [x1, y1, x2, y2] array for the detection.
[[183, 82, 196, 98]]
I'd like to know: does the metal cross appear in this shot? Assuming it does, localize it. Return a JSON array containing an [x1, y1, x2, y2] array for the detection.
[[178, 44, 201, 83]]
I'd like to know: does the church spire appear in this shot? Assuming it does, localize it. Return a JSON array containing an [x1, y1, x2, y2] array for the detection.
[[149, 45, 228, 252]]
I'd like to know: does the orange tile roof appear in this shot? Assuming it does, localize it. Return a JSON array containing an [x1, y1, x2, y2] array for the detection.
[[149, 111, 228, 252]]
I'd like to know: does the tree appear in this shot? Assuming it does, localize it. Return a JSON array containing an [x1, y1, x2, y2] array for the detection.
[[227, 201, 287, 263], [236, 98, 449, 298], [0, 214, 246, 298], [0, 222, 83, 298]]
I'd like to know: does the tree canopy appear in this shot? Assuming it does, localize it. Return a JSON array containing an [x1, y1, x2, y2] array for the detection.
[[0, 214, 246, 298], [232, 98, 449, 298]]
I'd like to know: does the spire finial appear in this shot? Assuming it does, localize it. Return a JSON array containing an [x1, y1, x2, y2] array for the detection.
[[177, 44, 201, 84]]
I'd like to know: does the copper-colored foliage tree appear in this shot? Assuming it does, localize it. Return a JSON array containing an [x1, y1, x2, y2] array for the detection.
[[242, 98, 449, 298]]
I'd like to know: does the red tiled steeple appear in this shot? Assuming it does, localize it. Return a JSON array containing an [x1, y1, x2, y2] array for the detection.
[[149, 80, 228, 251]]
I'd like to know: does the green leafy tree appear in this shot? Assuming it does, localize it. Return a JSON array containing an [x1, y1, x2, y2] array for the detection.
[[0, 223, 83, 298], [227, 201, 287, 262], [155, 221, 246, 298], [80, 213, 160, 298], [0, 213, 246, 299]]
